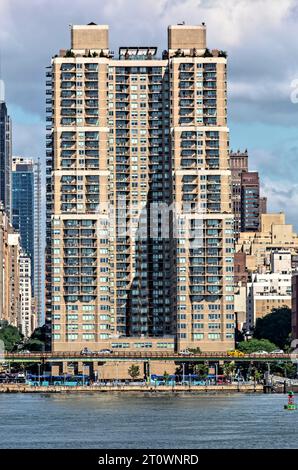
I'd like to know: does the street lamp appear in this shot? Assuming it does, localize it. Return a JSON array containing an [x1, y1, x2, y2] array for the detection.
[[82, 364, 85, 387], [147, 359, 151, 384], [37, 363, 41, 387]]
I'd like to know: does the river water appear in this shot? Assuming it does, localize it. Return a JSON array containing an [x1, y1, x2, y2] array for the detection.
[[0, 393, 297, 448]]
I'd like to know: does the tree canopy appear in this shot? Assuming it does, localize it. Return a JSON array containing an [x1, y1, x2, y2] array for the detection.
[[0, 323, 23, 352], [128, 364, 140, 380], [253, 307, 291, 349], [22, 325, 46, 352], [237, 338, 277, 353]]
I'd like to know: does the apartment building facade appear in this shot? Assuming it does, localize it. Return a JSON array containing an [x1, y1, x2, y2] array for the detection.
[[236, 213, 298, 273], [19, 254, 35, 337], [247, 272, 292, 328], [230, 150, 248, 237], [292, 273, 298, 340], [240, 171, 260, 232], [46, 23, 235, 352], [12, 157, 35, 279], [0, 205, 19, 328]]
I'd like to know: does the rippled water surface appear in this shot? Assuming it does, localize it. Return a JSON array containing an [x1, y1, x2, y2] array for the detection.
[[0, 393, 297, 448]]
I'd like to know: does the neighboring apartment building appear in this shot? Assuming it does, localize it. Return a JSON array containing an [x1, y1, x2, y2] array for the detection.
[[247, 271, 292, 328], [0, 81, 12, 218], [0, 204, 33, 336], [0, 204, 20, 328], [12, 157, 35, 279], [19, 253, 35, 337], [236, 213, 298, 273], [45, 23, 235, 352], [292, 273, 298, 340], [230, 150, 248, 236], [240, 171, 260, 232], [11, 156, 43, 327], [246, 252, 292, 329], [230, 150, 267, 238]]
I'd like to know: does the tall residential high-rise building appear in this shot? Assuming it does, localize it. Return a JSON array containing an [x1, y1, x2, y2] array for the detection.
[[230, 151, 267, 237], [240, 171, 260, 232], [12, 156, 43, 326], [168, 24, 234, 352], [12, 157, 35, 272], [230, 150, 248, 236], [0, 80, 12, 218], [46, 23, 235, 353]]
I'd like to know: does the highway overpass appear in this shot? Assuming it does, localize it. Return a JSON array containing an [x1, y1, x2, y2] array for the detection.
[[1, 352, 297, 364]]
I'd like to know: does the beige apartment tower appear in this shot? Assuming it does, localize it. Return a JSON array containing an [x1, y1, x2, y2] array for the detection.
[[46, 23, 235, 353]]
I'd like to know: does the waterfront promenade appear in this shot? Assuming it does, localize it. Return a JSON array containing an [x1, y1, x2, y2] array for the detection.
[[0, 383, 269, 393]]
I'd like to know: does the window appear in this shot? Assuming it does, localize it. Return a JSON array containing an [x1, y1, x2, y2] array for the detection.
[[193, 333, 204, 340], [208, 333, 220, 340], [83, 334, 95, 340], [66, 333, 78, 341]]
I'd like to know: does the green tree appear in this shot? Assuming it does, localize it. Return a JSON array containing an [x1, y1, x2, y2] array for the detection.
[[223, 361, 236, 380], [128, 364, 140, 380], [253, 307, 291, 349], [23, 325, 46, 352], [163, 371, 170, 383], [237, 339, 277, 354], [0, 323, 23, 352], [270, 361, 297, 379], [250, 367, 263, 383], [188, 347, 201, 354], [193, 363, 208, 378]]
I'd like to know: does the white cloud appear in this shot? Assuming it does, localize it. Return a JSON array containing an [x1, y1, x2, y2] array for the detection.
[[1, 0, 298, 226], [262, 178, 298, 229]]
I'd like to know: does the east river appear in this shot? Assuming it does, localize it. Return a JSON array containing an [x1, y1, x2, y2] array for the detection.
[[0, 393, 297, 448]]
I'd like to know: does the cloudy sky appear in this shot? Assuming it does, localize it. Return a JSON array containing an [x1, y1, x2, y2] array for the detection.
[[0, 0, 298, 227]]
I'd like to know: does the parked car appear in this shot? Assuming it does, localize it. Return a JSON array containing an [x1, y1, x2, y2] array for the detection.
[[98, 349, 113, 354], [80, 347, 93, 355], [272, 349, 284, 354], [250, 350, 268, 355], [179, 349, 194, 356]]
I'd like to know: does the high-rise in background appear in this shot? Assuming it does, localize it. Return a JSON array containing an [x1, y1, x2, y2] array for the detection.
[[0, 79, 42, 336], [0, 80, 12, 218], [12, 156, 43, 326], [12, 157, 35, 281]]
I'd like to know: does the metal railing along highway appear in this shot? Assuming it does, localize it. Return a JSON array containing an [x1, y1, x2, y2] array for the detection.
[[2, 351, 297, 363]]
